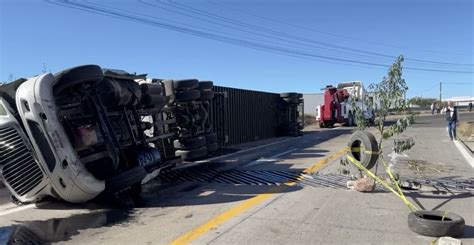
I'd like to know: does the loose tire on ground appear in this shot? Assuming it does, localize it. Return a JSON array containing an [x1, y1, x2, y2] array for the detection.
[[173, 79, 199, 90], [408, 210, 465, 237], [347, 130, 379, 170], [206, 142, 218, 152], [173, 136, 206, 150], [54, 65, 104, 95], [175, 146, 208, 160], [175, 89, 200, 102]]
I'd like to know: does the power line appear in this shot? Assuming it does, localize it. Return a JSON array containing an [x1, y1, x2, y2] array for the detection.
[[46, 0, 473, 74], [443, 82, 472, 85], [206, 0, 468, 58], [167, 0, 473, 67]]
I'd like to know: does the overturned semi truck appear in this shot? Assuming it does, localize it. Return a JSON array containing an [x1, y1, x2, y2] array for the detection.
[[0, 65, 303, 204]]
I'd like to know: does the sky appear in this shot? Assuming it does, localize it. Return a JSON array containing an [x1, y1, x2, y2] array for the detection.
[[0, 0, 472, 99]]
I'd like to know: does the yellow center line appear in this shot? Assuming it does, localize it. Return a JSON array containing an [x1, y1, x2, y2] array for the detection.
[[169, 147, 348, 245]]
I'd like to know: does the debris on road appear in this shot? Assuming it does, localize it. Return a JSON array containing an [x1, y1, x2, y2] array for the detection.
[[346, 175, 375, 192], [408, 210, 465, 238]]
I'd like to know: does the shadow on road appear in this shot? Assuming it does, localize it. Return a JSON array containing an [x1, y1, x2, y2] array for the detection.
[[0, 127, 356, 243]]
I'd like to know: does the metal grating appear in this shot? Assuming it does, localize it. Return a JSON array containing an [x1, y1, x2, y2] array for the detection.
[[159, 169, 302, 185], [159, 169, 378, 189], [159, 168, 474, 192], [0, 127, 44, 196]]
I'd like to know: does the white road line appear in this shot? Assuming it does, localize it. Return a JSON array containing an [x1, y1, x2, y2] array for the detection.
[[244, 148, 298, 167], [454, 141, 474, 168]]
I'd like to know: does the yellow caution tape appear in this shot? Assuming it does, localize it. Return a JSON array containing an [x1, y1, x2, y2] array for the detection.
[[346, 154, 418, 211], [348, 146, 379, 155]]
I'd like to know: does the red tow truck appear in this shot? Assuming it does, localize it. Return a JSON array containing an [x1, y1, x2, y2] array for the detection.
[[316, 81, 375, 128]]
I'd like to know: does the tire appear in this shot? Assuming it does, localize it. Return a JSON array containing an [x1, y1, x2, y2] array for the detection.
[[140, 83, 163, 95], [198, 81, 213, 90], [175, 90, 200, 102], [347, 131, 379, 170], [408, 210, 465, 237], [104, 166, 147, 193], [319, 122, 325, 128], [199, 90, 214, 100], [141, 94, 165, 106], [280, 92, 298, 98], [175, 146, 208, 160], [53, 65, 104, 95], [173, 79, 199, 90], [205, 133, 217, 143], [283, 97, 299, 104], [207, 142, 218, 152], [298, 124, 304, 130], [173, 136, 206, 150]]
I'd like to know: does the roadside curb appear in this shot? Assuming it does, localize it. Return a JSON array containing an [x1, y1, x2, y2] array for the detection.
[[454, 140, 474, 168]]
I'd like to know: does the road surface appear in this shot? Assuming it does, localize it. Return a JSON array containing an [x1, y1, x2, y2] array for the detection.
[[0, 113, 473, 244]]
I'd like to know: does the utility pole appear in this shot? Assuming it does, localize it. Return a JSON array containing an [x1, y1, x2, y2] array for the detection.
[[439, 82, 442, 105]]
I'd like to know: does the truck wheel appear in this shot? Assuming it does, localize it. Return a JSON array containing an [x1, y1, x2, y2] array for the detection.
[[199, 90, 214, 100], [54, 65, 104, 95], [173, 136, 206, 150], [205, 132, 218, 143], [175, 146, 208, 161], [408, 210, 465, 237], [198, 81, 214, 90], [298, 123, 304, 130], [283, 97, 299, 104], [173, 79, 199, 90], [140, 83, 163, 95], [319, 122, 325, 128], [141, 94, 165, 106], [104, 166, 147, 194], [175, 90, 200, 102], [207, 142, 218, 152], [347, 131, 379, 170], [280, 92, 298, 98]]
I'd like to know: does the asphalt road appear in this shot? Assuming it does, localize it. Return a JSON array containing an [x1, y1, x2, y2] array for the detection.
[[0, 113, 473, 244]]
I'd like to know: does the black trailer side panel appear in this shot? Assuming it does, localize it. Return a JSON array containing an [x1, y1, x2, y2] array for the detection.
[[209, 86, 285, 147]]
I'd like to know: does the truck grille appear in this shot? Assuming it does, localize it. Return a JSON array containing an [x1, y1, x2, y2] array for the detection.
[[0, 127, 44, 196]]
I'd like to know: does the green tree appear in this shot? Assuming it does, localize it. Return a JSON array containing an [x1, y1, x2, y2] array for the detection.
[[408, 97, 437, 107], [353, 55, 417, 210]]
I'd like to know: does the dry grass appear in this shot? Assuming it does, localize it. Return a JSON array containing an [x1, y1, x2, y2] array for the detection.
[[458, 121, 473, 137], [304, 114, 317, 125]]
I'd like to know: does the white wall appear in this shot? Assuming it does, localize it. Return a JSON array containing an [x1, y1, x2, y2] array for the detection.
[[303, 93, 324, 116]]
